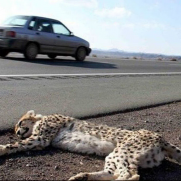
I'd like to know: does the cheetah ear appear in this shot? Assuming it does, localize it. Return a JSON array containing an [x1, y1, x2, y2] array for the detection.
[[34, 114, 43, 120], [26, 110, 36, 117]]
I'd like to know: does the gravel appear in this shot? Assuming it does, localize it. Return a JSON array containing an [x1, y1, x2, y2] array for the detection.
[[0, 102, 181, 180]]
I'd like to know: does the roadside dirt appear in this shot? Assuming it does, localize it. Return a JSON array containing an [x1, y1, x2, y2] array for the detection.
[[0, 102, 181, 180]]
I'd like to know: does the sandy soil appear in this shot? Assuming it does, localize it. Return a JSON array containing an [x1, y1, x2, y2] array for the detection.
[[0, 102, 181, 180]]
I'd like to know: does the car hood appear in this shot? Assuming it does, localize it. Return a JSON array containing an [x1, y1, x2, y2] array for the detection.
[[73, 35, 90, 47]]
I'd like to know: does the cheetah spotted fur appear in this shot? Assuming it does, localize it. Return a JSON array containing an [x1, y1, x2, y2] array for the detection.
[[0, 110, 180, 180]]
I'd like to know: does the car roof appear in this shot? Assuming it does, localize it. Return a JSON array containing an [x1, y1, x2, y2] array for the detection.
[[32, 16, 60, 22], [15, 15, 61, 22]]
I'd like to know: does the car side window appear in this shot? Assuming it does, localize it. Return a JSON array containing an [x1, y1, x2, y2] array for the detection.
[[52, 21, 70, 36], [35, 19, 52, 33], [28, 18, 36, 30]]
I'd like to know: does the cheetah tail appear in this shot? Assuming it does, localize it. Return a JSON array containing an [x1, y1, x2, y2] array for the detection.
[[162, 141, 181, 163]]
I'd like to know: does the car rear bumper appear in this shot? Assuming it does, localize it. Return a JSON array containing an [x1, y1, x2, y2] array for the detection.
[[0, 38, 27, 51]]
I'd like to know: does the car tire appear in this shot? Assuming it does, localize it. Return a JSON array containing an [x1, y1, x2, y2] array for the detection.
[[0, 49, 9, 58], [24, 43, 38, 60], [75, 47, 86, 61], [48, 54, 57, 59]]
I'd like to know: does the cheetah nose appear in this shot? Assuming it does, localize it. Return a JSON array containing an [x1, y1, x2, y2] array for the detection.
[[17, 130, 20, 135]]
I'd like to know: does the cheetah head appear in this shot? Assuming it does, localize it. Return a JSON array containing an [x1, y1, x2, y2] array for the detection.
[[15, 110, 43, 139]]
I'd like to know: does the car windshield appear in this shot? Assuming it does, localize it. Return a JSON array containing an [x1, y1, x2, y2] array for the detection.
[[2, 16, 29, 26]]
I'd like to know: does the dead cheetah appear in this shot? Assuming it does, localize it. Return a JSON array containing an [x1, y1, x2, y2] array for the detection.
[[0, 110, 181, 180]]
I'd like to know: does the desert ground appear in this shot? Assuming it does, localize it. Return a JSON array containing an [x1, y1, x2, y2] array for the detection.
[[0, 102, 181, 180]]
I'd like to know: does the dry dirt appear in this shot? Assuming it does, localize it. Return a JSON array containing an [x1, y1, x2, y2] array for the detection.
[[0, 102, 181, 180]]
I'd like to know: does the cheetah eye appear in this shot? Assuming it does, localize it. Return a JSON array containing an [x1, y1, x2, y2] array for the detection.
[[19, 121, 27, 127], [18, 121, 22, 127], [24, 127, 29, 132]]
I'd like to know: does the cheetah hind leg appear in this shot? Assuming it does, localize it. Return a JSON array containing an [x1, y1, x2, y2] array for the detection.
[[69, 149, 140, 181], [68, 169, 140, 181], [69, 151, 118, 181], [69, 171, 115, 181], [116, 173, 140, 181], [115, 166, 140, 181]]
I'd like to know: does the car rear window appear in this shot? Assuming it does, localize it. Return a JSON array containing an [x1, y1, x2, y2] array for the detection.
[[2, 16, 29, 27]]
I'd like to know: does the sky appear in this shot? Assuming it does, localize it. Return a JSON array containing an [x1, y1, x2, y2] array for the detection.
[[0, 0, 181, 55]]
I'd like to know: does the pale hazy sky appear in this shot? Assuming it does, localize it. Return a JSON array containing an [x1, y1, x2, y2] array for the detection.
[[0, 0, 181, 55]]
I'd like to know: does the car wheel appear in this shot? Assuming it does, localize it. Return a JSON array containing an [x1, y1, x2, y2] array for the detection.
[[24, 43, 38, 60], [75, 47, 86, 61], [0, 49, 9, 58], [48, 54, 57, 59]]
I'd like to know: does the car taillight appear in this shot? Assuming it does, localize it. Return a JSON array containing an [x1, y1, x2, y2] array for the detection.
[[6, 31, 16, 37]]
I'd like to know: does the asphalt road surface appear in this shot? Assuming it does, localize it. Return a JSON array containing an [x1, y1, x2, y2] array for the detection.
[[0, 54, 181, 130], [0, 53, 181, 74]]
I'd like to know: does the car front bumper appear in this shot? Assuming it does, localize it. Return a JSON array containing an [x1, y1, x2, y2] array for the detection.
[[87, 48, 92, 55]]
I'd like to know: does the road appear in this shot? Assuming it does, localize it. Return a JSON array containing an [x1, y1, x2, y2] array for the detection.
[[0, 53, 181, 74], [0, 54, 181, 130]]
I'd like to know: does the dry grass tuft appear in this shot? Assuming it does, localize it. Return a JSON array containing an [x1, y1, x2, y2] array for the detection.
[[158, 58, 162, 61], [170, 58, 177, 61]]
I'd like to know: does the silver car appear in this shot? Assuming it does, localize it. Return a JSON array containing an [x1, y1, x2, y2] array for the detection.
[[0, 15, 91, 61]]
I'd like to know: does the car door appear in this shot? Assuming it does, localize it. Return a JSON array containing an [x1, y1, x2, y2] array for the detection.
[[51, 21, 78, 55], [32, 18, 56, 53]]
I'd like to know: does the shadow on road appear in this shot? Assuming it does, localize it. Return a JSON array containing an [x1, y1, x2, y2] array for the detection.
[[5, 56, 117, 69], [139, 159, 181, 181]]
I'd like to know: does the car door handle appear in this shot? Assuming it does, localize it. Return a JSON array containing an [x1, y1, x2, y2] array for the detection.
[[36, 32, 40, 35], [57, 35, 60, 38]]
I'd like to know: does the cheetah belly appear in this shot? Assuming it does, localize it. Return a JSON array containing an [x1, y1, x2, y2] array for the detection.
[[51, 128, 115, 156]]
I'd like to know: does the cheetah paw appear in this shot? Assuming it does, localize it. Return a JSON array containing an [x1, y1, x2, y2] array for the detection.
[[69, 172, 89, 181], [0, 145, 7, 156], [128, 174, 140, 181]]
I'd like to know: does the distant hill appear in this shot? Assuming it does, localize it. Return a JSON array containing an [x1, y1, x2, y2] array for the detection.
[[90, 49, 181, 61]]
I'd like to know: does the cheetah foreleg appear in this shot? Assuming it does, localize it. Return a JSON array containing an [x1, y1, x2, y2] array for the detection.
[[0, 135, 42, 156]]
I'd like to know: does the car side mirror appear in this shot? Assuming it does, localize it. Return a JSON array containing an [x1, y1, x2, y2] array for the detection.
[[70, 32, 74, 36], [28, 27, 33, 30]]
